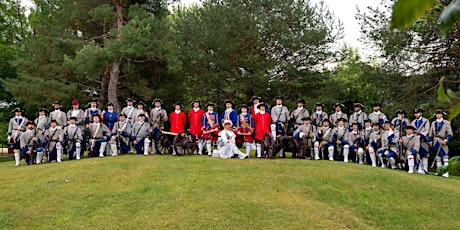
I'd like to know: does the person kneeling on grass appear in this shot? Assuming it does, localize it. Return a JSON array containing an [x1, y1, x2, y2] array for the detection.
[[217, 120, 248, 159]]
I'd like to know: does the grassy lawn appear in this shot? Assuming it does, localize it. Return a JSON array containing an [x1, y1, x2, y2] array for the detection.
[[0, 152, 459, 229]]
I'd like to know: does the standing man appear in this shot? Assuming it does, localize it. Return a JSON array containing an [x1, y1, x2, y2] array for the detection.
[[8, 108, 28, 166], [235, 105, 254, 157], [188, 100, 205, 154], [349, 103, 368, 131], [131, 113, 151, 155], [271, 96, 289, 157], [368, 102, 387, 125], [250, 96, 262, 116], [49, 101, 67, 128], [149, 98, 168, 143], [121, 98, 136, 123], [87, 114, 110, 157], [428, 109, 453, 177], [291, 99, 310, 131], [221, 99, 238, 127], [45, 120, 64, 163], [133, 101, 149, 123], [400, 125, 420, 174], [170, 102, 186, 156], [392, 109, 411, 137], [293, 117, 316, 159], [67, 100, 86, 156], [35, 108, 50, 134], [378, 121, 400, 169], [102, 102, 118, 132], [61, 116, 83, 160], [109, 113, 132, 156], [412, 108, 430, 174], [202, 103, 220, 156], [253, 103, 271, 158], [20, 121, 45, 165], [311, 102, 328, 128], [84, 99, 101, 125], [329, 103, 348, 128]]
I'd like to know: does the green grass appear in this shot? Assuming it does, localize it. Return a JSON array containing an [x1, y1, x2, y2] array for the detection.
[[1, 152, 459, 229]]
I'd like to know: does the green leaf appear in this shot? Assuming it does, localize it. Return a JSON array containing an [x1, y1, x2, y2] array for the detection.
[[437, 77, 451, 104], [448, 103, 460, 121], [440, 0, 460, 37], [391, 0, 437, 29]]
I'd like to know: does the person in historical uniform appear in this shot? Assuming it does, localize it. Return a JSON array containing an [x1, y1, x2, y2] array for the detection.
[[291, 99, 310, 131], [49, 101, 67, 128], [121, 98, 136, 123], [360, 119, 373, 164], [133, 100, 149, 123], [311, 102, 328, 128], [217, 120, 249, 159], [170, 102, 186, 155], [368, 102, 387, 125], [293, 117, 316, 159], [411, 108, 430, 174], [35, 108, 50, 135], [428, 109, 453, 177], [378, 121, 400, 169], [271, 96, 289, 157], [8, 107, 28, 166], [348, 122, 365, 164], [400, 124, 420, 174], [202, 102, 220, 156], [329, 103, 348, 128], [220, 99, 238, 127], [367, 122, 382, 167], [61, 116, 83, 160], [253, 103, 271, 158], [101, 102, 118, 132], [349, 103, 367, 131], [188, 100, 205, 154], [45, 120, 64, 163], [67, 100, 86, 129], [314, 119, 334, 160], [235, 104, 254, 157], [391, 109, 411, 137], [87, 114, 111, 157], [334, 118, 350, 162], [149, 98, 168, 152], [250, 96, 262, 116], [131, 113, 151, 155], [84, 99, 102, 125], [20, 121, 45, 165], [109, 113, 132, 156]]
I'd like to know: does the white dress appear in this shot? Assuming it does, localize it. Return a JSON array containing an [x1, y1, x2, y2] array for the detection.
[[218, 129, 248, 159]]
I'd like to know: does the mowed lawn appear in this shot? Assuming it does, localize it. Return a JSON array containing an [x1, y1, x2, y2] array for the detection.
[[1, 153, 459, 229]]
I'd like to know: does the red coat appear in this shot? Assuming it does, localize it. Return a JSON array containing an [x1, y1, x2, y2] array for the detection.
[[253, 112, 271, 141], [188, 108, 205, 136], [170, 111, 186, 133]]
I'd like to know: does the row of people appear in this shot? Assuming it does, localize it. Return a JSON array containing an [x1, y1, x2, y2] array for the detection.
[[7, 97, 453, 177]]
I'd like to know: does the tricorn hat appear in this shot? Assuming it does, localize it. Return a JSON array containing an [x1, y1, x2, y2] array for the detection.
[[274, 96, 284, 102], [11, 107, 23, 113], [301, 117, 311, 121], [92, 113, 101, 119], [406, 124, 416, 130], [53, 101, 62, 106], [173, 102, 183, 108], [372, 102, 382, 107], [205, 102, 215, 108], [333, 103, 345, 108], [322, 118, 330, 123], [337, 117, 348, 123], [251, 96, 261, 102], [224, 99, 235, 107], [106, 102, 114, 107], [354, 103, 364, 109], [50, 119, 58, 124], [414, 108, 425, 113], [136, 101, 147, 108], [38, 108, 49, 113], [315, 102, 325, 107], [191, 99, 200, 106], [126, 98, 136, 103], [395, 109, 407, 115], [69, 116, 77, 120], [138, 113, 146, 117], [296, 99, 306, 104], [435, 109, 447, 116], [152, 98, 163, 106], [26, 121, 35, 126], [257, 103, 267, 109], [239, 104, 249, 110]]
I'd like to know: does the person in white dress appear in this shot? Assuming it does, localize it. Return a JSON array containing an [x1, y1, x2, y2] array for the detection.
[[218, 120, 248, 159]]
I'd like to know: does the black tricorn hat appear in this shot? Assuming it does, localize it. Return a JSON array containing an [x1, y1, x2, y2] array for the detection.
[[333, 103, 345, 108], [296, 99, 306, 104], [205, 102, 215, 108], [251, 96, 261, 102], [435, 109, 447, 116], [138, 113, 146, 117], [118, 113, 127, 118], [53, 101, 62, 106], [173, 102, 183, 108], [274, 96, 284, 101], [26, 121, 35, 126], [191, 99, 200, 106], [92, 113, 101, 119], [11, 107, 23, 113], [301, 117, 311, 121], [239, 104, 249, 110], [372, 102, 382, 107], [315, 102, 325, 107], [372, 122, 381, 127], [354, 103, 364, 108], [50, 119, 57, 124], [257, 103, 267, 109], [364, 119, 371, 123], [406, 124, 416, 130], [126, 98, 136, 103], [136, 101, 147, 108], [395, 109, 407, 115], [350, 121, 360, 127], [106, 102, 114, 107], [224, 99, 235, 107], [337, 117, 348, 123], [69, 116, 77, 120], [414, 108, 425, 113], [90, 98, 98, 103], [38, 108, 49, 113], [152, 98, 163, 106], [322, 118, 330, 123]]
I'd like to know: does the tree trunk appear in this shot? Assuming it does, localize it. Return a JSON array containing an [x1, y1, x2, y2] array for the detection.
[[100, 64, 110, 109], [109, 59, 122, 112]]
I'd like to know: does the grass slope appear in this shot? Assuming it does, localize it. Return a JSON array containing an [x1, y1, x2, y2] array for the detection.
[[1, 154, 459, 229]]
